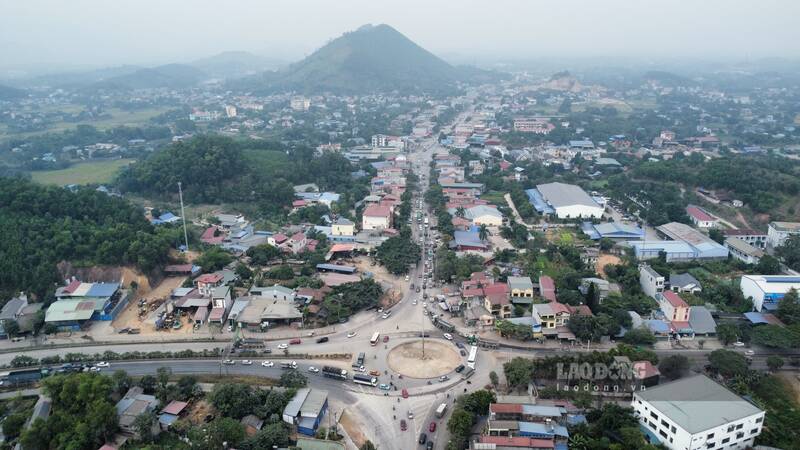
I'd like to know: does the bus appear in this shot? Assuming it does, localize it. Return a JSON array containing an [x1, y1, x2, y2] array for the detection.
[[370, 332, 381, 346], [467, 345, 478, 369], [353, 373, 378, 387]]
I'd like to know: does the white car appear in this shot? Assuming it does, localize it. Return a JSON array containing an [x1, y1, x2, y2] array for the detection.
[[412, 300, 417, 305], [222, 359, 235, 365], [443, 333, 453, 341], [357, 365, 366, 372], [308, 366, 320, 373], [347, 331, 357, 338], [241, 360, 253, 365], [95, 361, 110, 368], [277, 343, 289, 349], [745, 350, 755, 356], [733, 341, 745, 347], [382, 312, 391, 319], [261, 361, 274, 367]]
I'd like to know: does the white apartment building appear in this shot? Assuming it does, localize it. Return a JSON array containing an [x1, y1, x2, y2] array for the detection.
[[767, 221, 800, 249], [639, 265, 665, 299], [633, 375, 764, 450]]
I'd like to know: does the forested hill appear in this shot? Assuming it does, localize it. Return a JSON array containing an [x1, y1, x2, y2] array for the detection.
[[0, 178, 175, 299], [115, 135, 370, 216]]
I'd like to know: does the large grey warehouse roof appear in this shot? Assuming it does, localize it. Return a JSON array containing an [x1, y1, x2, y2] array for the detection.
[[635, 375, 763, 434], [536, 182, 600, 208]]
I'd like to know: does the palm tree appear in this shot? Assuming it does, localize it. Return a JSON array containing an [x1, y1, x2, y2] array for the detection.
[[455, 206, 466, 218], [478, 224, 489, 241]]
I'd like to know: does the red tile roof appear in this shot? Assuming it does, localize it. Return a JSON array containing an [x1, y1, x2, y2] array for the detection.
[[479, 436, 554, 449], [662, 291, 688, 308], [724, 228, 763, 236], [292, 200, 307, 207], [291, 231, 306, 242], [486, 292, 510, 306], [201, 227, 225, 244], [539, 275, 557, 302], [483, 283, 509, 295], [686, 205, 716, 222], [64, 279, 81, 294], [462, 287, 484, 297], [272, 233, 288, 244], [196, 273, 223, 284], [363, 205, 392, 218], [161, 400, 189, 415], [490, 403, 522, 414]]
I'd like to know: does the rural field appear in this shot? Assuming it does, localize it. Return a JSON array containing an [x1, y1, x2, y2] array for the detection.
[[29, 158, 135, 185]]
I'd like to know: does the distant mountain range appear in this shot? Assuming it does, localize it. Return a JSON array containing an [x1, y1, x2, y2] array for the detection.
[[234, 24, 502, 94], [94, 63, 207, 90], [189, 51, 286, 79]]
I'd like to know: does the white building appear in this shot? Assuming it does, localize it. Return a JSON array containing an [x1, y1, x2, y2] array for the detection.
[[740, 274, 800, 312], [224, 105, 237, 118], [535, 182, 604, 219], [633, 375, 764, 450], [639, 265, 665, 299], [465, 205, 503, 227], [686, 205, 718, 228], [361, 205, 392, 231], [290, 96, 310, 111], [725, 238, 764, 265], [767, 221, 800, 249]]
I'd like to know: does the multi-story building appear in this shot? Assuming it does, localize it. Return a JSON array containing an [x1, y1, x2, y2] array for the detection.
[[767, 221, 800, 249], [639, 265, 665, 299], [290, 96, 310, 111], [722, 229, 767, 248], [513, 118, 555, 134], [725, 237, 764, 265], [659, 291, 689, 323], [633, 375, 765, 450], [740, 275, 800, 312], [508, 277, 534, 301], [362, 205, 392, 231]]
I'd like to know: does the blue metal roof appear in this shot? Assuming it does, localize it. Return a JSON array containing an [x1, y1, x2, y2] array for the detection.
[[86, 283, 119, 298], [525, 189, 555, 214], [764, 277, 800, 283], [744, 312, 769, 325], [316, 264, 356, 274], [518, 421, 569, 438]]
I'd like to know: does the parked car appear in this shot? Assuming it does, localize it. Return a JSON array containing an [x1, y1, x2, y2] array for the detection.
[[429, 422, 436, 432], [308, 366, 320, 373], [426, 441, 433, 450], [443, 333, 453, 340], [316, 336, 329, 343], [383, 335, 390, 343], [455, 365, 465, 373], [419, 433, 427, 444], [369, 370, 380, 376], [379, 383, 391, 390], [460, 350, 467, 356], [261, 361, 274, 367], [456, 342, 465, 349]]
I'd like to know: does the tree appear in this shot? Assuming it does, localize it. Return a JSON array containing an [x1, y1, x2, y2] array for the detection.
[[776, 289, 800, 325], [245, 422, 290, 450], [489, 371, 499, 387], [375, 235, 420, 275], [461, 390, 496, 415], [360, 441, 378, 450], [279, 369, 308, 388], [447, 408, 475, 444], [235, 263, 253, 280], [598, 237, 614, 251], [568, 315, 606, 342], [138, 374, 156, 394], [503, 357, 534, 389], [3, 413, 27, 439], [133, 411, 157, 444], [707, 349, 748, 378], [658, 355, 690, 380], [751, 324, 800, 349], [455, 206, 466, 218], [111, 370, 132, 396], [196, 247, 233, 272], [3, 320, 20, 338], [621, 327, 656, 346], [246, 244, 282, 266], [176, 375, 201, 401], [709, 228, 725, 244], [716, 322, 740, 345], [189, 417, 246, 450], [209, 383, 259, 420], [767, 355, 785, 372], [155, 366, 172, 401], [776, 234, 800, 271], [755, 255, 781, 275], [478, 224, 489, 242]]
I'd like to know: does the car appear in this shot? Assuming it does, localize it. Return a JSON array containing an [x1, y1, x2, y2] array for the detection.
[[456, 342, 465, 349], [733, 341, 745, 347], [261, 361, 274, 367], [408, 410, 414, 419], [308, 366, 320, 373], [89, 366, 101, 372], [222, 359, 235, 365], [347, 331, 357, 338], [402, 389, 409, 399], [383, 335, 390, 343], [400, 419, 407, 431], [460, 349, 467, 356], [443, 333, 453, 340], [439, 375, 449, 382], [241, 360, 253, 365], [227, 325, 233, 332], [277, 343, 289, 350], [289, 338, 302, 345], [455, 364, 465, 373], [745, 350, 755, 356], [419, 433, 427, 444], [377, 308, 384, 313], [95, 361, 110, 368], [316, 336, 329, 343], [379, 383, 391, 390], [357, 365, 366, 372], [429, 422, 437, 432], [382, 313, 391, 319], [426, 441, 433, 450], [369, 369, 380, 376], [412, 300, 417, 305], [405, 275, 410, 281]]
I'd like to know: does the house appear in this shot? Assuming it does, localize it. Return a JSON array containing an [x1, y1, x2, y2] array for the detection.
[[485, 291, 512, 319], [282, 388, 329, 436], [632, 375, 765, 450], [530, 183, 604, 219], [659, 291, 689, 323], [249, 284, 296, 302], [533, 302, 571, 336], [508, 277, 534, 302], [331, 217, 355, 240], [449, 230, 489, 252], [231, 295, 303, 329], [688, 306, 717, 335], [46, 281, 129, 329], [538, 276, 557, 302], [195, 273, 224, 296], [578, 278, 618, 301], [685, 205, 718, 228], [476, 436, 555, 449], [0, 294, 42, 338], [740, 275, 800, 312], [725, 237, 764, 264], [116, 387, 160, 439], [158, 400, 189, 429], [723, 229, 767, 248], [668, 273, 702, 294], [362, 205, 392, 231], [241, 414, 264, 436], [640, 265, 665, 299], [767, 221, 800, 249]]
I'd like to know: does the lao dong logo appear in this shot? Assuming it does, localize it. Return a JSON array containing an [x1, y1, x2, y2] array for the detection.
[[555, 360, 649, 393]]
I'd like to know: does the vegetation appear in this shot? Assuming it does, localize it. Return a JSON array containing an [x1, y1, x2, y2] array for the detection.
[[445, 390, 496, 450], [0, 177, 175, 298], [568, 403, 660, 450], [375, 232, 421, 275], [29, 158, 136, 186], [658, 355, 690, 380], [320, 278, 384, 323]]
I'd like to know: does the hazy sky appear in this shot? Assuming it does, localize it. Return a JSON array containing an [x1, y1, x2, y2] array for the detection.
[[2, 0, 799, 71]]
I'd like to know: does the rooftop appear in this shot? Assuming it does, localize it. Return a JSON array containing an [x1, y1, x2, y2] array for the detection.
[[535, 182, 601, 209], [635, 375, 763, 434], [770, 221, 800, 232], [686, 205, 717, 222]]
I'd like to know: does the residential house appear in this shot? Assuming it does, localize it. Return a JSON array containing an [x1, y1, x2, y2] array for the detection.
[[767, 221, 800, 249], [686, 205, 718, 228], [484, 284, 512, 319], [538, 276, 557, 302], [508, 277, 534, 304], [116, 387, 160, 439], [362, 205, 392, 231], [660, 291, 690, 324], [0, 294, 42, 338], [639, 265, 665, 299], [331, 217, 355, 241], [723, 229, 767, 248], [668, 273, 702, 294], [282, 388, 329, 436], [195, 273, 224, 296]]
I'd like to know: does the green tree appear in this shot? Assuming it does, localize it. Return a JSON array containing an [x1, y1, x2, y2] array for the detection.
[[209, 383, 259, 420], [767, 355, 785, 372], [776, 234, 800, 271], [489, 371, 499, 387], [776, 289, 800, 325], [707, 349, 748, 378], [133, 410, 157, 444], [244, 422, 290, 450], [138, 374, 156, 394], [2, 413, 27, 439], [751, 324, 800, 349], [360, 441, 378, 450], [3, 320, 20, 338], [375, 235, 420, 275], [503, 357, 534, 389], [716, 322, 740, 345], [455, 206, 466, 218], [621, 327, 656, 346], [568, 315, 606, 342], [598, 237, 614, 251], [196, 247, 233, 272], [447, 409, 475, 446], [478, 224, 489, 241], [111, 370, 133, 396], [279, 369, 308, 388], [461, 390, 496, 415], [235, 263, 253, 280], [658, 355, 690, 380], [755, 255, 781, 275], [189, 417, 246, 450], [709, 228, 725, 244]]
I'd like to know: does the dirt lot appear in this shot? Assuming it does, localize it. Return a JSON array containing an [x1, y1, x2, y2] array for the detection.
[[112, 276, 187, 334], [596, 254, 622, 278], [777, 372, 800, 404], [387, 340, 461, 379], [339, 410, 367, 448], [351, 256, 402, 307]]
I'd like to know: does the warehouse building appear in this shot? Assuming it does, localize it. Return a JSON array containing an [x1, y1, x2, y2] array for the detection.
[[740, 275, 800, 312], [629, 222, 728, 261], [283, 388, 329, 436], [527, 183, 604, 219]]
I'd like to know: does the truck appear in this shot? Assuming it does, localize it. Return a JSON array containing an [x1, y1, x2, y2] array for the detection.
[[353, 352, 366, 368], [461, 367, 475, 379], [322, 366, 348, 381], [353, 373, 378, 387], [432, 316, 455, 333], [435, 403, 448, 418], [280, 361, 297, 370]]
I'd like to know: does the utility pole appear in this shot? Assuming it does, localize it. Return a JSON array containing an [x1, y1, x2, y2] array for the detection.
[[178, 182, 189, 253]]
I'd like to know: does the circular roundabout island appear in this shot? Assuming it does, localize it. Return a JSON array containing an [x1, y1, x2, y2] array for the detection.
[[386, 339, 461, 379]]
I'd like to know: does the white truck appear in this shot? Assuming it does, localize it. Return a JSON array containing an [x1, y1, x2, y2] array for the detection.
[[435, 402, 448, 418]]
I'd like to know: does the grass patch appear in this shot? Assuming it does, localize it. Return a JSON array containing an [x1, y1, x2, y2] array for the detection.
[[29, 158, 135, 186], [481, 190, 507, 206], [242, 148, 292, 173], [1, 107, 170, 139], [559, 231, 574, 245]]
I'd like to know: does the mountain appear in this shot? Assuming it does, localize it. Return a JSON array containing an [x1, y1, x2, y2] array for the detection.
[[0, 84, 25, 100], [237, 24, 494, 94], [93, 64, 208, 90], [13, 65, 143, 88], [190, 51, 286, 79]]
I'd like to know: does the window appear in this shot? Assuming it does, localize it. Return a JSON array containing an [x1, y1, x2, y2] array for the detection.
[[671, 425, 676, 433], [727, 425, 734, 433], [659, 430, 668, 439], [706, 443, 715, 449], [661, 419, 669, 428], [721, 437, 730, 444], [751, 429, 759, 435], [707, 433, 715, 439], [736, 424, 743, 430], [736, 432, 744, 439], [755, 417, 763, 424], [650, 412, 658, 420]]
